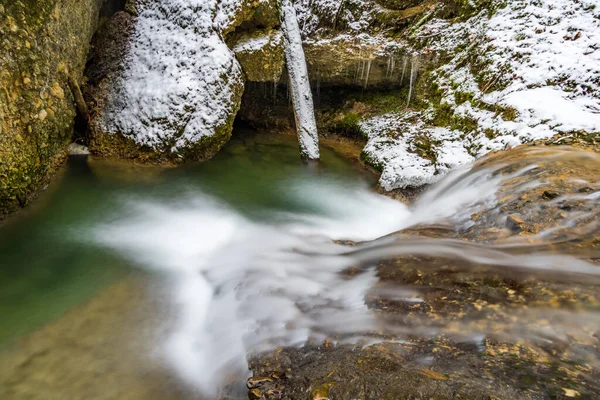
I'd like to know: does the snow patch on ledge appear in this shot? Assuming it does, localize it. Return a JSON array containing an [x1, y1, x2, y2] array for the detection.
[[233, 31, 283, 53], [360, 113, 474, 190], [294, 0, 374, 37], [99, 0, 244, 154]]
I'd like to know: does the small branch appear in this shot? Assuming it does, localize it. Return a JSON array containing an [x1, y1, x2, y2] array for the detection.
[[67, 75, 89, 123]]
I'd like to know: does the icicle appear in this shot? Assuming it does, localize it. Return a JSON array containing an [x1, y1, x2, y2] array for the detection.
[[406, 55, 419, 109], [279, 0, 320, 160], [386, 56, 392, 78], [364, 59, 372, 88], [355, 52, 362, 83], [359, 59, 366, 82], [401, 56, 408, 85], [316, 76, 321, 100]]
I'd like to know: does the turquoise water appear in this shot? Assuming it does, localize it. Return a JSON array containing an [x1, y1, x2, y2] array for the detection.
[[0, 130, 370, 347]]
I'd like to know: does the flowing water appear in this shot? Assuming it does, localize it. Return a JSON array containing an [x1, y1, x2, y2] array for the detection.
[[2, 131, 600, 398]]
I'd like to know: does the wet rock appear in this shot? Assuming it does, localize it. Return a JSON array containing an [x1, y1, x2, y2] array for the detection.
[[247, 375, 284, 400], [506, 215, 526, 232], [542, 190, 560, 200], [247, 376, 275, 389], [311, 382, 334, 400]]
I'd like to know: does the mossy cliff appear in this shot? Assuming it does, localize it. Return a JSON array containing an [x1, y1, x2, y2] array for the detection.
[[0, 0, 102, 218]]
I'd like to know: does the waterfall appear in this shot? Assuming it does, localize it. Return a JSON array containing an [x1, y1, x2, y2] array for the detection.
[[279, 0, 320, 160], [406, 55, 419, 108]]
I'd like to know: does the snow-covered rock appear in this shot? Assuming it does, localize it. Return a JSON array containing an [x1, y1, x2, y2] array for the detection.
[[360, 112, 474, 189], [89, 1, 283, 161], [359, 0, 600, 190], [93, 0, 245, 161]]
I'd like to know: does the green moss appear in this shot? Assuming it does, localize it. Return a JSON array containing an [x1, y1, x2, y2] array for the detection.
[[360, 151, 384, 172], [358, 91, 408, 114], [440, 0, 506, 20], [0, 0, 103, 218], [330, 112, 366, 139], [454, 90, 475, 105], [412, 134, 438, 163], [501, 106, 518, 121]]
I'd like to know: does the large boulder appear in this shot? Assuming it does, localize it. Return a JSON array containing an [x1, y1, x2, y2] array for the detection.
[[88, 0, 280, 163], [0, 0, 103, 218]]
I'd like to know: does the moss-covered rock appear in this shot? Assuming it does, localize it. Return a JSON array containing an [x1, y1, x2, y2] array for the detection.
[[232, 29, 285, 82], [374, 0, 424, 9], [0, 0, 103, 218], [221, 0, 280, 38]]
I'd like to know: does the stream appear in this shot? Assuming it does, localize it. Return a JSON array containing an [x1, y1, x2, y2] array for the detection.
[[1, 129, 600, 399]]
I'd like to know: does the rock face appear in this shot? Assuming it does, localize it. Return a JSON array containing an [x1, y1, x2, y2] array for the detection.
[[0, 0, 103, 218]]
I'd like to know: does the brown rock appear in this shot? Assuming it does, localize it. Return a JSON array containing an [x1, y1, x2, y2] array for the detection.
[[506, 215, 526, 232], [247, 376, 274, 389]]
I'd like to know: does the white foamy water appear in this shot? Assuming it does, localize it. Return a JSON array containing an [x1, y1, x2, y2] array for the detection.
[[91, 152, 600, 396], [93, 181, 411, 395]]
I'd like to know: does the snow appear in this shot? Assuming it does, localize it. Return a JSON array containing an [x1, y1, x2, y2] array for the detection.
[[425, 0, 600, 140], [294, 0, 373, 36], [360, 113, 474, 190], [502, 87, 600, 133], [280, 0, 320, 159], [233, 31, 283, 53], [361, 0, 600, 190], [99, 0, 244, 155]]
